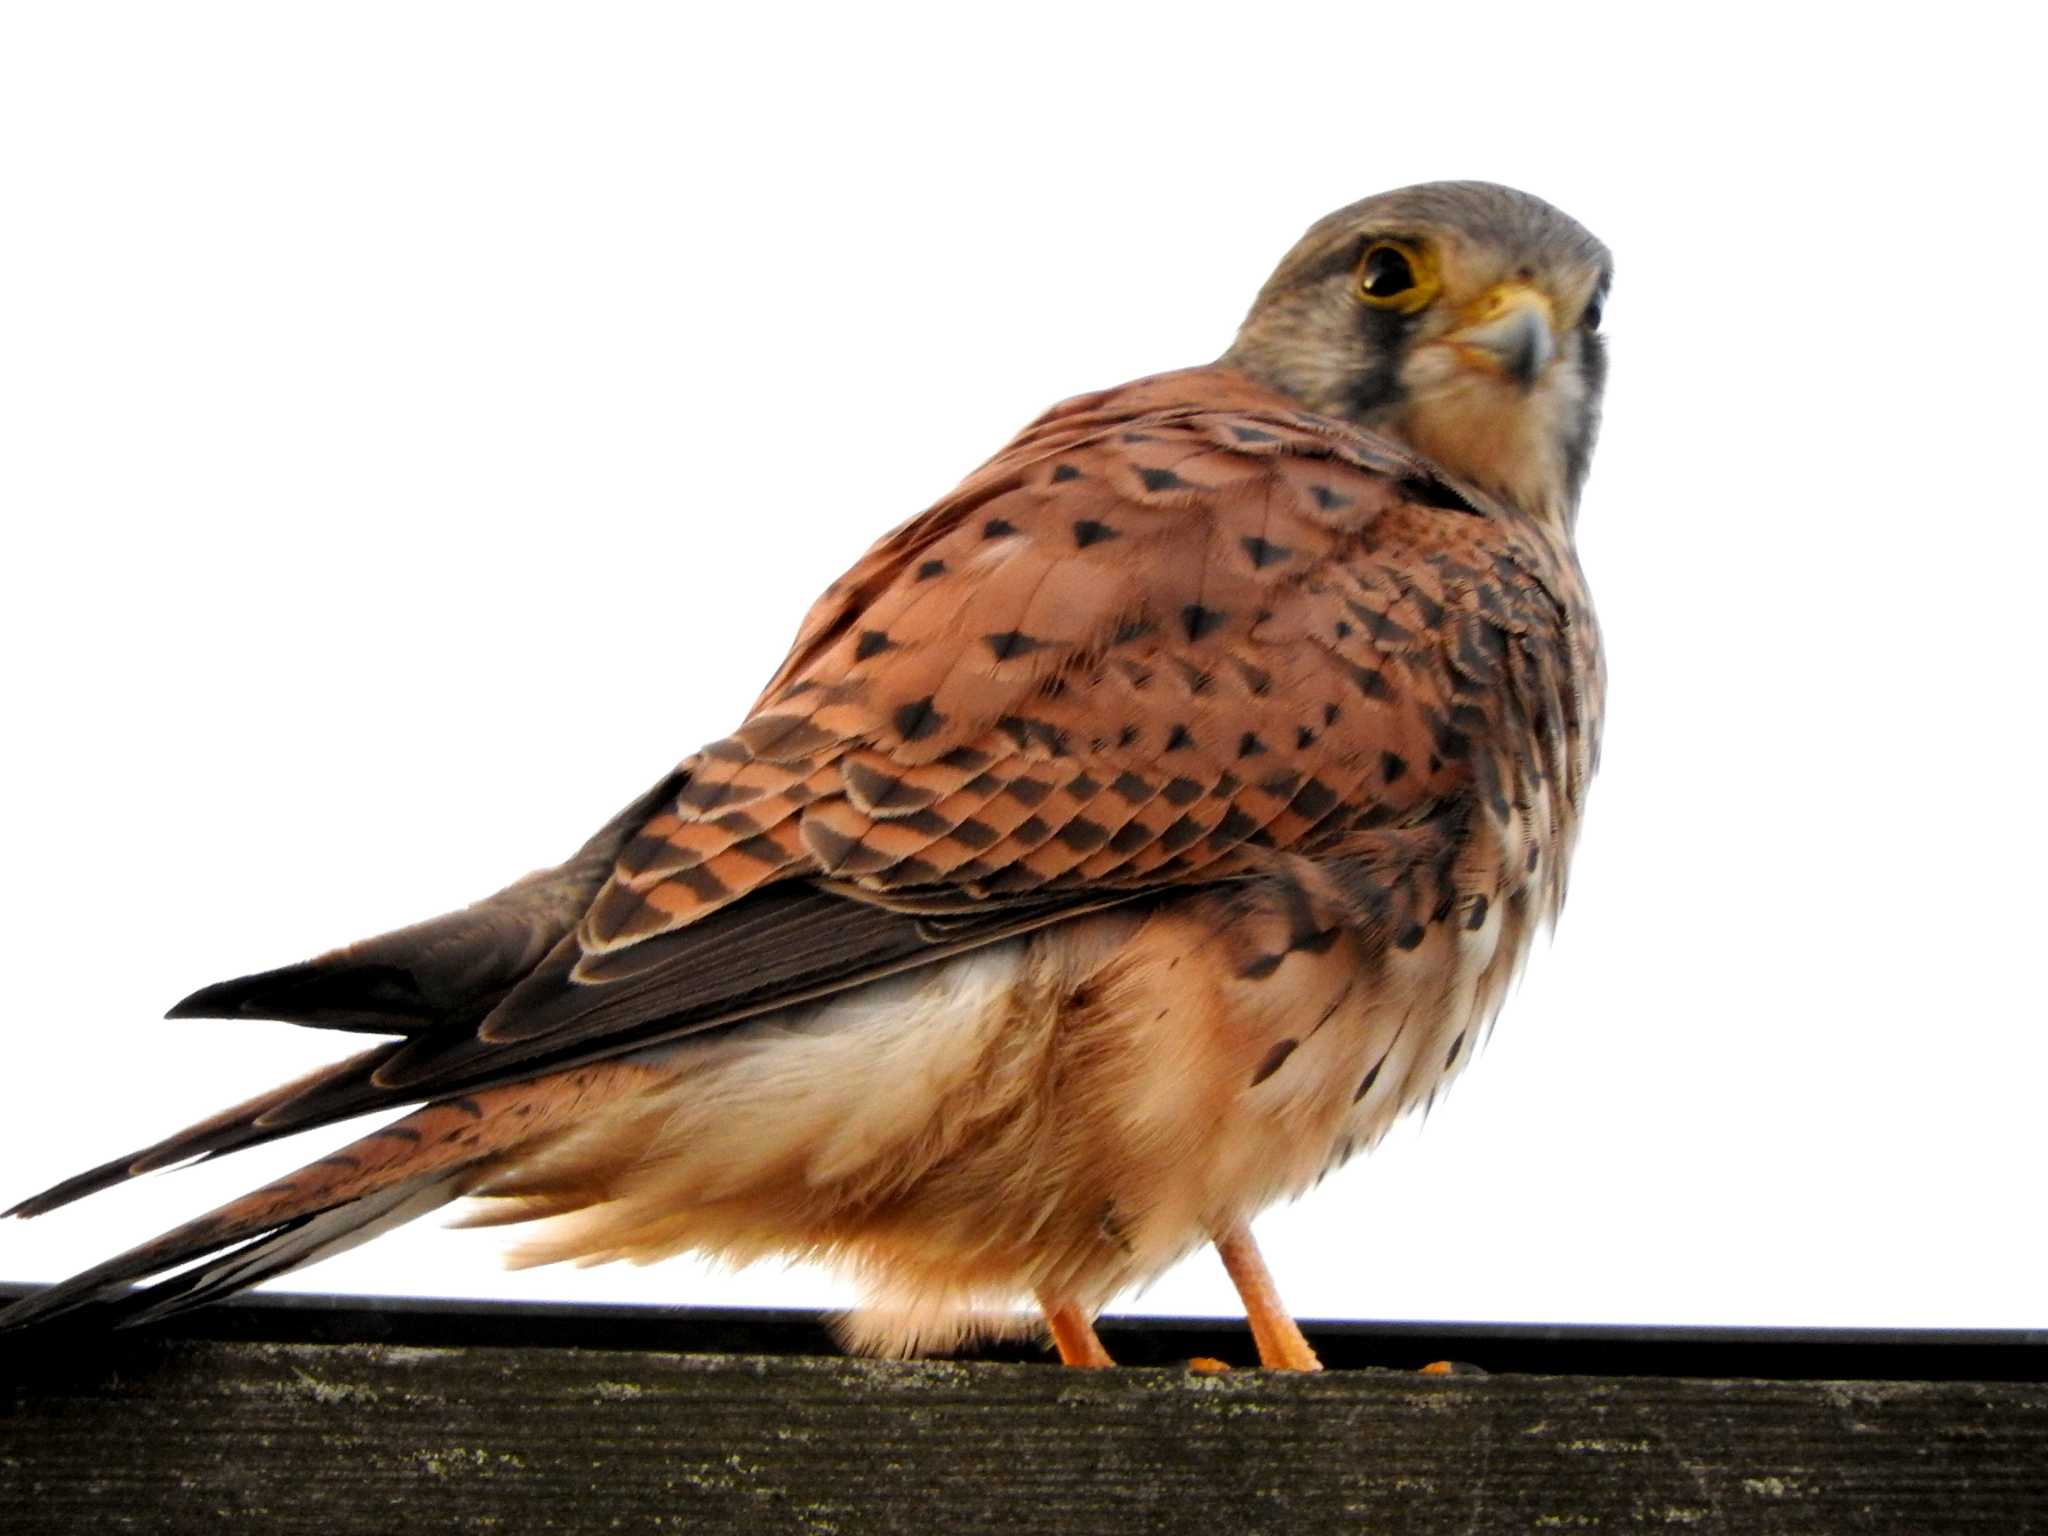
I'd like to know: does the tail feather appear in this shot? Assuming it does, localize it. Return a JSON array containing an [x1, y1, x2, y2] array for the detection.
[[115, 1177, 467, 1330], [0, 1058, 666, 1333], [2, 1045, 396, 1219], [0, 1175, 465, 1333]]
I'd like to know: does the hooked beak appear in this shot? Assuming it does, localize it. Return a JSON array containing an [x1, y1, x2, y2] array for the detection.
[[1447, 282, 1556, 390]]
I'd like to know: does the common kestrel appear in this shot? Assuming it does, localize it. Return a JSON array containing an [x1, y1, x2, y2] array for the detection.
[[4, 181, 1609, 1370]]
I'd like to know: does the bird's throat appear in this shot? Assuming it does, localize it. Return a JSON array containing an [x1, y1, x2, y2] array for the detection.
[[1388, 380, 1576, 527]]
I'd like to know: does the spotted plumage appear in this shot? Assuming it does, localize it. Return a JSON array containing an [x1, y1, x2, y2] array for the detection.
[[4, 181, 1611, 1368]]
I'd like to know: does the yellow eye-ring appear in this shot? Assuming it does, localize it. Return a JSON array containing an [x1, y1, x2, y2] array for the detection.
[[1354, 240, 1440, 314]]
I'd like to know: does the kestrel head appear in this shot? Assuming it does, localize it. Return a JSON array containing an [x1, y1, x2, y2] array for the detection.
[[1223, 180, 1611, 526]]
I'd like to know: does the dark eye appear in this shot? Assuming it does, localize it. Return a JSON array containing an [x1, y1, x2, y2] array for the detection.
[[1360, 244, 1416, 299], [1354, 240, 1438, 313], [1582, 286, 1608, 332]]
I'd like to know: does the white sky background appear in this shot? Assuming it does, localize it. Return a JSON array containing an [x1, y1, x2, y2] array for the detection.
[[1, 3, 2041, 1336]]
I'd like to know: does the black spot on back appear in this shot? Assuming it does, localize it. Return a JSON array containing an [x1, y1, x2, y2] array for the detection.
[[1241, 535, 1292, 569], [951, 818, 998, 850], [893, 697, 945, 742], [1107, 820, 1154, 854], [1291, 778, 1338, 821], [984, 630, 1051, 661], [1212, 806, 1258, 843], [1348, 663, 1393, 700], [1007, 775, 1052, 806], [1056, 817, 1110, 852]]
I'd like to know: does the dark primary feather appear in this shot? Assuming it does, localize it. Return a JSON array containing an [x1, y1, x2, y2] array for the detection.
[[165, 771, 687, 1034]]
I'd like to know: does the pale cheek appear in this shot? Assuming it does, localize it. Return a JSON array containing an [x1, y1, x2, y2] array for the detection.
[[1396, 349, 1573, 516]]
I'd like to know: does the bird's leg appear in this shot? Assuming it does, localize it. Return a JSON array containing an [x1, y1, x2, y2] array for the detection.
[[1039, 1295, 1115, 1368], [1214, 1222, 1322, 1371]]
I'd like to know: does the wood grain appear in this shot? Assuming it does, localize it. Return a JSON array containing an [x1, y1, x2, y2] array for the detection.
[[5, 1329, 2043, 1534]]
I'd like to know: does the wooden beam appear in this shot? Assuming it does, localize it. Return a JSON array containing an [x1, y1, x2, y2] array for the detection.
[[3, 1295, 2044, 1533]]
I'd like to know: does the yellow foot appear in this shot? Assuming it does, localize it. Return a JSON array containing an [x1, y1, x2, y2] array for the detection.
[[1040, 1297, 1115, 1368], [1213, 1222, 1323, 1371]]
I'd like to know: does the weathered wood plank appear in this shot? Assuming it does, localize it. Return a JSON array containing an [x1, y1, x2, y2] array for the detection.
[[4, 1331, 2044, 1534]]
